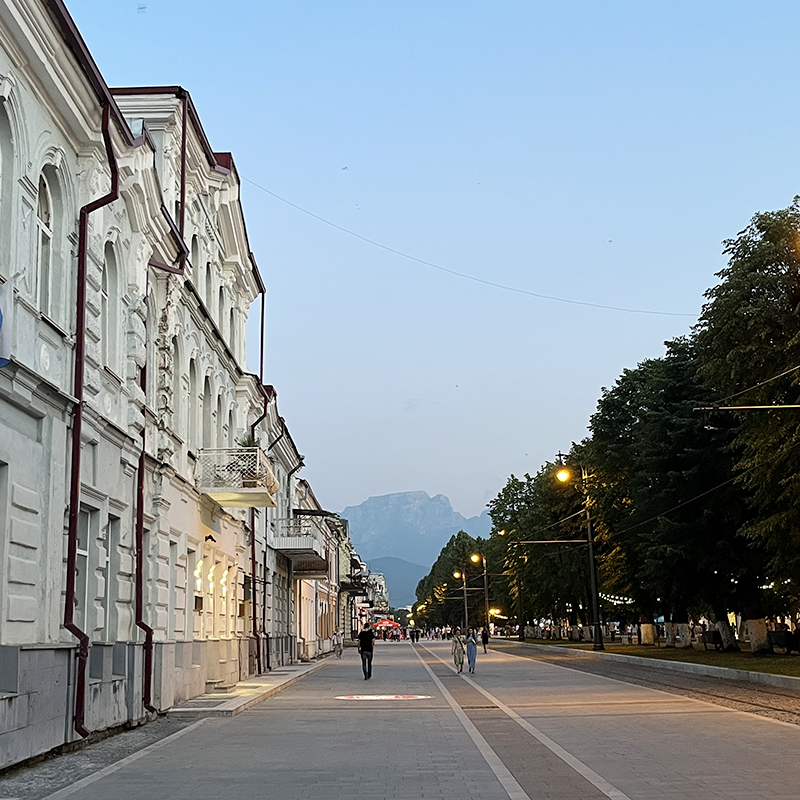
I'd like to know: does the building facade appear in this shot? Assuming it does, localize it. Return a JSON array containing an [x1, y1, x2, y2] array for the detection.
[[0, 0, 375, 770]]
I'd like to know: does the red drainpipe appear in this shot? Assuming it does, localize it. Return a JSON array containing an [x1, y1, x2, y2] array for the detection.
[[64, 102, 118, 739], [249, 287, 268, 674], [134, 91, 189, 713]]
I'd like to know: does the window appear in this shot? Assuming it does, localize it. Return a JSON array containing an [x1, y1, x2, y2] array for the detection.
[[228, 408, 236, 447], [188, 360, 198, 450], [190, 235, 199, 269], [75, 509, 92, 631], [229, 309, 236, 356], [36, 175, 53, 315], [0, 106, 13, 276], [205, 262, 213, 310], [102, 515, 120, 641], [101, 243, 119, 370], [216, 394, 224, 448], [218, 287, 224, 328], [171, 337, 181, 435], [202, 376, 213, 449]]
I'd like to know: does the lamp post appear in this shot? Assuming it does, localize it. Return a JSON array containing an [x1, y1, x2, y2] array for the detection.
[[555, 463, 604, 651], [453, 569, 468, 630], [470, 553, 490, 631]]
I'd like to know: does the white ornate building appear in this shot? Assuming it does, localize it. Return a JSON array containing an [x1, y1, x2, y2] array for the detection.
[[0, 0, 373, 769]]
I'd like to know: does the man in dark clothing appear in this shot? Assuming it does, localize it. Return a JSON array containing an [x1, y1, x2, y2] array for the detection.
[[481, 627, 490, 653], [358, 622, 376, 679]]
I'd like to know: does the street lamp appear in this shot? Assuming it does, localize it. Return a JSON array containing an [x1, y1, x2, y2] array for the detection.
[[555, 462, 604, 651], [470, 553, 490, 632], [453, 569, 468, 630]]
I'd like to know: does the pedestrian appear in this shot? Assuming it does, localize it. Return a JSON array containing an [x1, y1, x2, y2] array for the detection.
[[332, 627, 344, 659], [466, 627, 478, 673], [451, 627, 466, 673], [358, 622, 376, 680], [481, 626, 489, 653]]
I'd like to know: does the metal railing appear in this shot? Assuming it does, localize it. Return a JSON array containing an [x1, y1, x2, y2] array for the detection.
[[276, 516, 328, 541], [197, 447, 280, 493]]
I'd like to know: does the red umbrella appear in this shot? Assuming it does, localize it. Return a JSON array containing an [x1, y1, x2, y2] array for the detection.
[[373, 618, 400, 627]]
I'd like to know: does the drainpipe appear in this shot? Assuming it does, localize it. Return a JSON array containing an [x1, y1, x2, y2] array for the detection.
[[65, 102, 118, 739], [134, 92, 189, 715], [134, 363, 157, 714], [285, 459, 304, 661], [248, 283, 267, 674]]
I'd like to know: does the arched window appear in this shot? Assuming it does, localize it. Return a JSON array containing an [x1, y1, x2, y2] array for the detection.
[[228, 408, 236, 448], [191, 235, 199, 269], [218, 287, 225, 328], [0, 105, 13, 275], [171, 336, 181, 435], [202, 376, 213, 449], [101, 242, 119, 371], [229, 309, 236, 357], [216, 394, 225, 448], [188, 360, 198, 450], [36, 175, 53, 315], [205, 262, 213, 311]]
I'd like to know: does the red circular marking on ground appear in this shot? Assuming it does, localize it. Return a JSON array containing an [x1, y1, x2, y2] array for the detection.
[[334, 695, 432, 701]]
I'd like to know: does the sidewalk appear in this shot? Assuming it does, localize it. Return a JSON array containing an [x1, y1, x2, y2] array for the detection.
[[495, 639, 800, 691], [168, 659, 329, 718]]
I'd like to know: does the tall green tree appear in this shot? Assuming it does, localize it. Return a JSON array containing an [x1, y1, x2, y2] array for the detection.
[[414, 531, 485, 629], [695, 198, 800, 594], [487, 468, 591, 631], [587, 338, 761, 648]]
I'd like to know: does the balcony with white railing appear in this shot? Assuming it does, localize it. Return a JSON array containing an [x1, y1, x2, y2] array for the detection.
[[197, 447, 280, 508], [273, 517, 329, 578]]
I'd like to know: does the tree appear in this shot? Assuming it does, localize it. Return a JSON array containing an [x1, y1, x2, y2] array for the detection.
[[695, 198, 800, 585], [487, 468, 592, 636], [586, 338, 761, 650], [414, 531, 484, 629]]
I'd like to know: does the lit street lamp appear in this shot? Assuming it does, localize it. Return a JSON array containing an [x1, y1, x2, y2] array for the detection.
[[555, 462, 604, 651], [452, 569, 468, 630], [470, 552, 490, 631]]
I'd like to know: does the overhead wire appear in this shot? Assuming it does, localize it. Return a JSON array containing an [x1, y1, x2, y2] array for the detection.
[[242, 176, 695, 318]]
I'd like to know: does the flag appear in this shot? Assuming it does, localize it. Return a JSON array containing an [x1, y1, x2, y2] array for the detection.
[[0, 273, 16, 369]]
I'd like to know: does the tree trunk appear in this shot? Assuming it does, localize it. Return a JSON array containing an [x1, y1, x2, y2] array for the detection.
[[676, 623, 692, 648], [716, 616, 739, 652], [746, 618, 770, 654], [664, 622, 677, 648], [640, 623, 656, 645]]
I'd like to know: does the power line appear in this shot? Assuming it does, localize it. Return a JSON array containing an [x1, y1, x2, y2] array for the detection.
[[242, 176, 695, 318]]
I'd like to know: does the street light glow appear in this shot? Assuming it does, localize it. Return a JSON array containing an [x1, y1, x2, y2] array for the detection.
[[453, 570, 461, 579], [470, 554, 480, 563], [555, 467, 571, 483]]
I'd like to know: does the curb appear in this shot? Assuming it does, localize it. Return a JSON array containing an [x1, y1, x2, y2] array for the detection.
[[500, 641, 800, 692], [168, 658, 328, 718]]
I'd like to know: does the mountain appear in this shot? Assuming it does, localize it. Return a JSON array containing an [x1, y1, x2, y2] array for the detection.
[[341, 491, 491, 568], [367, 557, 428, 608]]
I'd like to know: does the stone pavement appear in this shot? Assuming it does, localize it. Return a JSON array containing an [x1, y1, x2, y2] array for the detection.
[[4, 640, 800, 800]]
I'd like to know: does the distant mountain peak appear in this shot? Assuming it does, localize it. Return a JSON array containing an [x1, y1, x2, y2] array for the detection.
[[341, 490, 491, 568]]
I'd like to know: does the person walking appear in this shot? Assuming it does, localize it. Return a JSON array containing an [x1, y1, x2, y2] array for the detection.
[[481, 626, 489, 653], [332, 627, 344, 659], [358, 622, 376, 680], [466, 628, 478, 673], [451, 628, 466, 673]]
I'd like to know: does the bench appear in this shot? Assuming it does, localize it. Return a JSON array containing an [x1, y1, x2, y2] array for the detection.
[[701, 630, 723, 651], [768, 630, 800, 655]]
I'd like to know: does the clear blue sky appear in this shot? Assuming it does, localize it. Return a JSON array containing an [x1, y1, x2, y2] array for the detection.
[[65, 1, 800, 517]]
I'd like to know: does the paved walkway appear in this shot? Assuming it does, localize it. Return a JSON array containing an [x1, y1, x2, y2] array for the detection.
[[4, 641, 800, 799]]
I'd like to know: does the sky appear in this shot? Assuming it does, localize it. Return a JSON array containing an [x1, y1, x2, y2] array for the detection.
[[64, 1, 800, 518]]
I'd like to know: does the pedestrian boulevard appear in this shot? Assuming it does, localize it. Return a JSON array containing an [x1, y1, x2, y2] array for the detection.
[[28, 641, 800, 800]]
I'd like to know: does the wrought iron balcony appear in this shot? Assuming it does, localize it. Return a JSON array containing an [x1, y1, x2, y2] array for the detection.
[[273, 517, 329, 578], [197, 447, 280, 508]]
